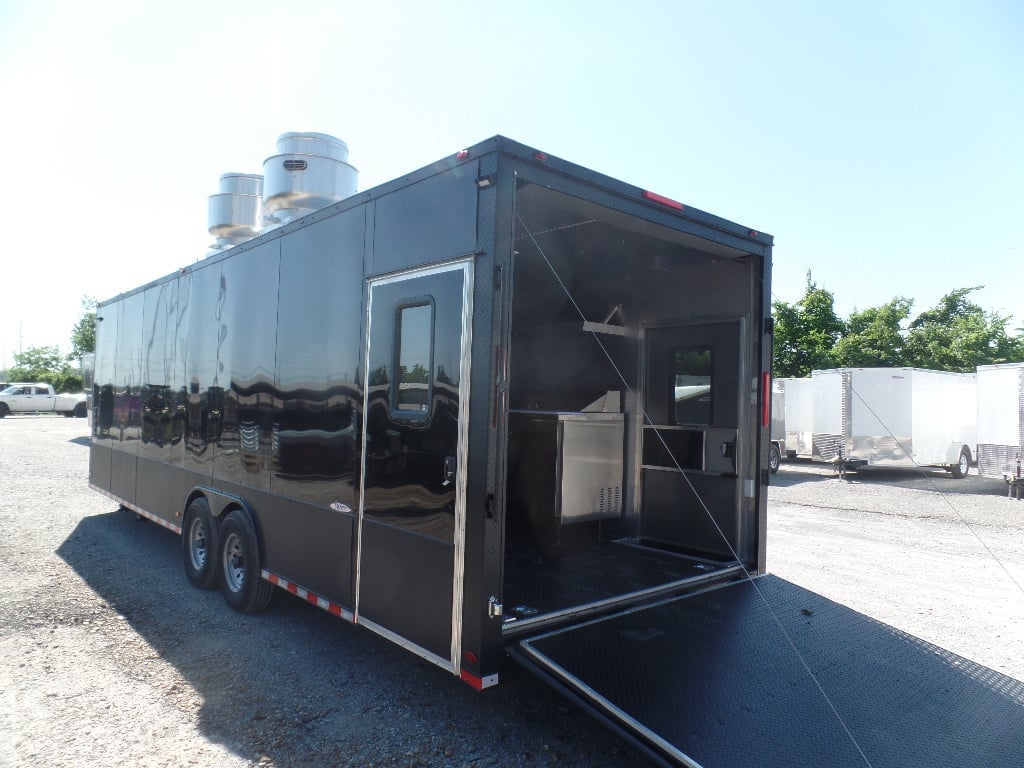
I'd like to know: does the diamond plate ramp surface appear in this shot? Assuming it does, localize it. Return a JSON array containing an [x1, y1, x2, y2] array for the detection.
[[514, 575, 1024, 768]]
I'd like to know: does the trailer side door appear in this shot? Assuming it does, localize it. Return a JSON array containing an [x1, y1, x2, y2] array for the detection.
[[357, 259, 473, 671]]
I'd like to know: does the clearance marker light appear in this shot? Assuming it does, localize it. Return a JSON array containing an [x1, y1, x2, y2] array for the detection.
[[456, 149, 470, 160], [762, 372, 771, 428], [642, 190, 684, 210]]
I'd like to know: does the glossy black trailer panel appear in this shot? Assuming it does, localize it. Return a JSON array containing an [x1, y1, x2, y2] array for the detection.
[[513, 575, 1024, 768]]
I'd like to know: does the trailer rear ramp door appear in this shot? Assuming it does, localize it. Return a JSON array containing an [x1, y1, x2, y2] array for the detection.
[[510, 575, 1024, 768]]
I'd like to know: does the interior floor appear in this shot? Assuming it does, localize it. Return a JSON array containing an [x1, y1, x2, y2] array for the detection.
[[501, 539, 736, 625]]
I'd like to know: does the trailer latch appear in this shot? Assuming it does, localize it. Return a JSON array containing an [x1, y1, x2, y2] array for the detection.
[[488, 597, 503, 618]]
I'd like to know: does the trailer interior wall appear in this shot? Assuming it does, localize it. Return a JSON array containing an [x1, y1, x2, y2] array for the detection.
[[976, 362, 1024, 479], [500, 179, 767, 630]]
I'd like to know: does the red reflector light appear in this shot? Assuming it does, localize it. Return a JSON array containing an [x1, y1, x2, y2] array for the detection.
[[762, 372, 771, 428], [456, 149, 470, 160], [463, 650, 479, 664], [642, 190, 684, 210]]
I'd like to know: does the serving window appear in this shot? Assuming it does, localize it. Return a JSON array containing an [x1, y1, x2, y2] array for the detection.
[[671, 345, 713, 426]]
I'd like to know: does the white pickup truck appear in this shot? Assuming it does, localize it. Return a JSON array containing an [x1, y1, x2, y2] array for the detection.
[[0, 383, 87, 418]]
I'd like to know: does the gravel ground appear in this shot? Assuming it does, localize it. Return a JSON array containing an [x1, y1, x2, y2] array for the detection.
[[1, 417, 1022, 767], [768, 459, 1024, 682]]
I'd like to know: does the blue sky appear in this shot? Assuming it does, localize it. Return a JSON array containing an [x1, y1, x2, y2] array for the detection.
[[1, 0, 1021, 367]]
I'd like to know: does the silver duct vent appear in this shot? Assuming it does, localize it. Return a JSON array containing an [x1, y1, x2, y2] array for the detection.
[[262, 132, 358, 225], [207, 172, 264, 250]]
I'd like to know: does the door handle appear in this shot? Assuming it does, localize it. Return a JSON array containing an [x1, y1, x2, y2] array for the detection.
[[442, 455, 457, 487]]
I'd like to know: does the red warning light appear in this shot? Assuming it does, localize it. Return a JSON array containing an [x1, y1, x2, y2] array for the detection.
[[642, 190, 684, 210], [762, 372, 771, 428]]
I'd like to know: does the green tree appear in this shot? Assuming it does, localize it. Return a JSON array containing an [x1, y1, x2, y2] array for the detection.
[[8, 345, 81, 392], [70, 296, 97, 358], [772, 273, 846, 377], [399, 363, 429, 383], [832, 297, 913, 368], [904, 287, 1023, 371]]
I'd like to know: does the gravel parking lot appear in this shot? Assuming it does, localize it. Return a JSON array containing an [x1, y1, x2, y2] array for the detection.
[[1, 417, 1022, 767]]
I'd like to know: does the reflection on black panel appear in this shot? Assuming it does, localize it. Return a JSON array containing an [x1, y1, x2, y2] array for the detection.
[[94, 209, 366, 509], [395, 302, 433, 417], [363, 271, 465, 545], [185, 264, 221, 474]]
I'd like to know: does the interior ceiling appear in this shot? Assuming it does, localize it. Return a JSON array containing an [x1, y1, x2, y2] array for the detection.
[[514, 182, 751, 265]]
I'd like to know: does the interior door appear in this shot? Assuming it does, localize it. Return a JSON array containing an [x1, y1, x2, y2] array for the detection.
[[356, 260, 473, 669], [641, 321, 742, 558]]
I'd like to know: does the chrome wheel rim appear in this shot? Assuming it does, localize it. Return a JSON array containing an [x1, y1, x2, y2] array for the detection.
[[188, 517, 207, 571], [222, 532, 245, 592]]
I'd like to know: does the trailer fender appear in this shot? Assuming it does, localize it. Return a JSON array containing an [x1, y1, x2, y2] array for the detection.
[[194, 485, 260, 524], [946, 444, 972, 478]]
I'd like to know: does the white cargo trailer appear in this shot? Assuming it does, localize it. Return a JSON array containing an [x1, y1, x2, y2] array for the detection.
[[810, 367, 976, 477], [976, 362, 1024, 496], [777, 376, 814, 459], [769, 379, 785, 472]]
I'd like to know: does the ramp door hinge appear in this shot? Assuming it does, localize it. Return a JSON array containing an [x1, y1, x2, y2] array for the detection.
[[488, 597, 503, 618]]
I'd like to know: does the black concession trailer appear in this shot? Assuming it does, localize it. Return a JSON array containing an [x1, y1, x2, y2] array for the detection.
[[89, 136, 1023, 767]]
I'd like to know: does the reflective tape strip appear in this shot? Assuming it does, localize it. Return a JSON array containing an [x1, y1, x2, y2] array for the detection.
[[460, 669, 500, 690], [88, 484, 182, 535], [261, 569, 353, 621]]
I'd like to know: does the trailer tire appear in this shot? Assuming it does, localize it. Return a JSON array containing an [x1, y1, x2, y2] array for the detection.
[[73, 402, 87, 418], [769, 443, 781, 474], [950, 448, 970, 479], [182, 497, 220, 589], [0, 403, 8, 418], [218, 509, 274, 613]]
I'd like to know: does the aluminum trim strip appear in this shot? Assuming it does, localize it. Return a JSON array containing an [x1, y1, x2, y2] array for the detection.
[[449, 259, 474, 674], [358, 616, 456, 673], [501, 565, 745, 638], [516, 640, 705, 768]]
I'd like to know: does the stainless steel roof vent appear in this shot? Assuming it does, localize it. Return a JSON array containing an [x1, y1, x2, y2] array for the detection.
[[207, 172, 264, 251], [262, 132, 358, 225]]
